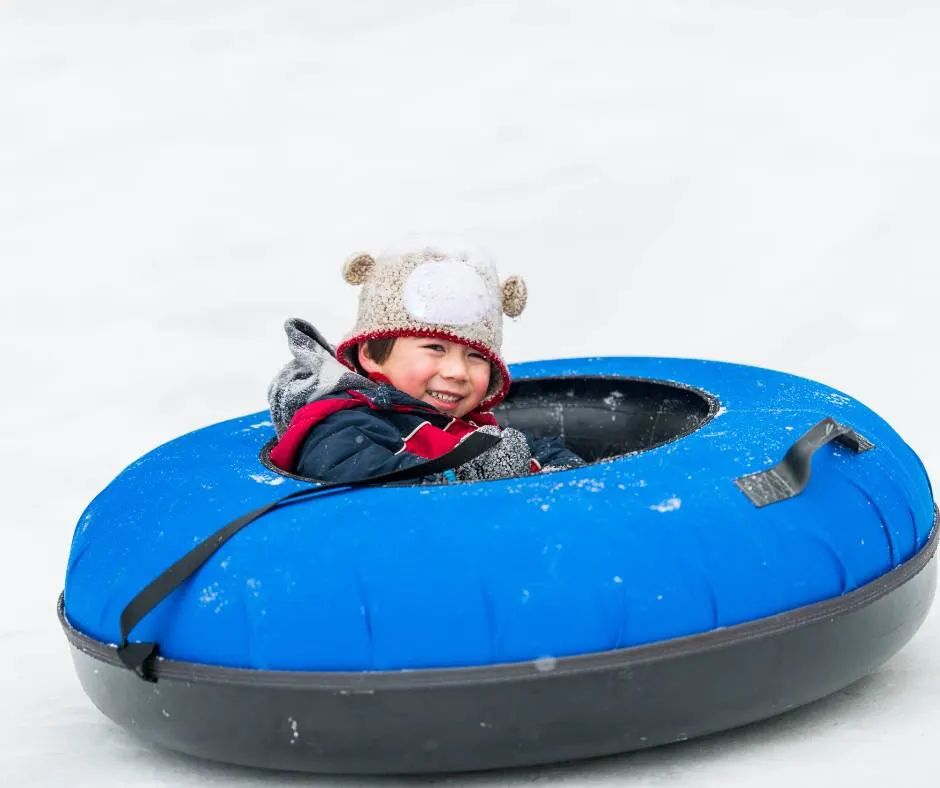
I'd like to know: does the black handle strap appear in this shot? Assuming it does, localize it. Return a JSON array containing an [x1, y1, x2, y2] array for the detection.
[[116, 430, 500, 681], [734, 417, 874, 508]]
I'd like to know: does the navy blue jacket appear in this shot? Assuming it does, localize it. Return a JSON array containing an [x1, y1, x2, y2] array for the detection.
[[268, 384, 585, 483]]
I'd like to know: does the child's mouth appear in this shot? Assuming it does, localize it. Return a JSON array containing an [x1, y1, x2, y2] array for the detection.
[[427, 390, 463, 408]]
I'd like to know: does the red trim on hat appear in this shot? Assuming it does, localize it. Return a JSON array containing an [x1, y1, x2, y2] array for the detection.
[[336, 329, 512, 411]]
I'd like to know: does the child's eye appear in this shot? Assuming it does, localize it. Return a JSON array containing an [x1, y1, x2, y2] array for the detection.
[[423, 343, 445, 352], [469, 352, 487, 361]]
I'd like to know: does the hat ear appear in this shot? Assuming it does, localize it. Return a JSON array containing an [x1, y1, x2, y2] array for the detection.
[[501, 275, 527, 317], [342, 253, 375, 285]]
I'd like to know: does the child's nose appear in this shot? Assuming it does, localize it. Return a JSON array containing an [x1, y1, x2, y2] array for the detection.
[[441, 354, 469, 380]]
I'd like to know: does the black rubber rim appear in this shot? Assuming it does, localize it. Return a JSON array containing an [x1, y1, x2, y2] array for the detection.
[[58, 507, 938, 775]]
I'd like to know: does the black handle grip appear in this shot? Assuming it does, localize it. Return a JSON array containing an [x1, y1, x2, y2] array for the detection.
[[735, 417, 874, 508]]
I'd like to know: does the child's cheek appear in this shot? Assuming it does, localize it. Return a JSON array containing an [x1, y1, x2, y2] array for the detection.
[[468, 376, 487, 404], [413, 363, 437, 393]]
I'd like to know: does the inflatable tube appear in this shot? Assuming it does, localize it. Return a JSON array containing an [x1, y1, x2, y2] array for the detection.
[[61, 356, 937, 774]]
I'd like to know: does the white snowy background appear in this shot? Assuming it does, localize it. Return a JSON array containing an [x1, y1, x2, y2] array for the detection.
[[2, 1, 938, 785]]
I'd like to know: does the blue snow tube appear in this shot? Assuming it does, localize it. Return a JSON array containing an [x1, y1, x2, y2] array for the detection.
[[60, 356, 937, 774]]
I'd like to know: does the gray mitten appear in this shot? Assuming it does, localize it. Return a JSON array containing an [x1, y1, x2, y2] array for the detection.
[[456, 426, 533, 481]]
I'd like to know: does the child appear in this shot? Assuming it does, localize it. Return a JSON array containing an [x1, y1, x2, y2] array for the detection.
[[267, 242, 584, 483]]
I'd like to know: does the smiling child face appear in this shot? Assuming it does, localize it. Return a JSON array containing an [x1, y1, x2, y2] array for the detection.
[[357, 336, 491, 418]]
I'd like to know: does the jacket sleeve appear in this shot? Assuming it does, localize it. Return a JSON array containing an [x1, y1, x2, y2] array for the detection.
[[525, 434, 587, 471], [294, 409, 443, 484]]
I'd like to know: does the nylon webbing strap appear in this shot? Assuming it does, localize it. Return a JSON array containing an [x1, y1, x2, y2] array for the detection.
[[116, 430, 500, 681], [734, 417, 874, 507]]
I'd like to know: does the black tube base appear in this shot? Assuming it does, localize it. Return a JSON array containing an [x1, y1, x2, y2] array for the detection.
[[60, 508, 938, 775]]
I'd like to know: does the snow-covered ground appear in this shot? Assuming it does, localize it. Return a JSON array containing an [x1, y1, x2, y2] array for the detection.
[[2, 1, 938, 785]]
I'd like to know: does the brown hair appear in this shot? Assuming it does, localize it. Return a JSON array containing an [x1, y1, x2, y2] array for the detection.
[[351, 338, 396, 375]]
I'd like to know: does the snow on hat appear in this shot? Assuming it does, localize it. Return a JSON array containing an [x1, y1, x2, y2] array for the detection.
[[335, 240, 528, 410]]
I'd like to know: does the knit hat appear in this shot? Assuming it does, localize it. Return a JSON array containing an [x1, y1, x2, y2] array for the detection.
[[335, 242, 528, 410]]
